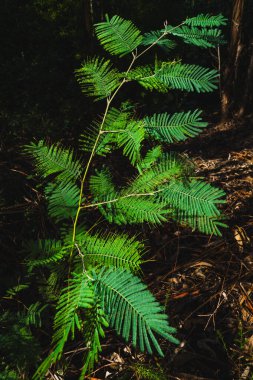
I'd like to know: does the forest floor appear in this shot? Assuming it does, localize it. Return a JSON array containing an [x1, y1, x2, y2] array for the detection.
[[95, 117, 253, 380]]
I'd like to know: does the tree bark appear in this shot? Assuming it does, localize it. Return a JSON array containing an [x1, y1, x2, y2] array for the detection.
[[221, 0, 245, 120], [238, 38, 253, 117]]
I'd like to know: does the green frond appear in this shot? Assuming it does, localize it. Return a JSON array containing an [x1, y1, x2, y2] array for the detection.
[[26, 239, 68, 270], [98, 113, 145, 165], [26, 302, 47, 328], [45, 182, 80, 220], [117, 120, 145, 165], [80, 108, 130, 156], [155, 62, 218, 92], [174, 212, 227, 236], [144, 109, 208, 143], [160, 179, 226, 217], [140, 146, 163, 170], [79, 120, 101, 154], [89, 167, 169, 224], [101, 196, 168, 225], [95, 15, 143, 57], [166, 25, 225, 48], [118, 196, 168, 224], [127, 64, 170, 92], [127, 153, 188, 194], [185, 13, 227, 27], [25, 140, 81, 184], [89, 168, 118, 201], [159, 180, 226, 235], [33, 274, 94, 379], [80, 304, 108, 377], [103, 107, 130, 131], [75, 57, 120, 100], [141, 30, 176, 51], [5, 284, 29, 298], [76, 231, 144, 272], [96, 268, 179, 356]]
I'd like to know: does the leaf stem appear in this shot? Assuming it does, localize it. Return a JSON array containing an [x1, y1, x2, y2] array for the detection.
[[80, 189, 163, 209], [70, 54, 137, 261]]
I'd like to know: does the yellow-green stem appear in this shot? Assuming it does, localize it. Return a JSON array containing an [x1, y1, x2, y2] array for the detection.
[[69, 54, 137, 268]]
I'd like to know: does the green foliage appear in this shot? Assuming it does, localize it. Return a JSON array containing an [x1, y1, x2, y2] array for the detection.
[[96, 268, 179, 356], [33, 274, 94, 379], [159, 179, 226, 235], [26, 239, 67, 270], [127, 64, 170, 92], [45, 181, 80, 220], [75, 57, 120, 100], [166, 25, 225, 48], [185, 13, 227, 27], [0, 312, 40, 378], [95, 15, 143, 57], [76, 231, 144, 272], [144, 109, 208, 143], [155, 62, 218, 92], [25, 140, 81, 184], [141, 30, 176, 51], [23, 12, 227, 379]]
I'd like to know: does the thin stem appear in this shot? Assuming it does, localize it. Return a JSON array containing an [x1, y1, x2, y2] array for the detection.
[[136, 21, 185, 60], [81, 189, 163, 209], [70, 19, 185, 265], [70, 54, 137, 260]]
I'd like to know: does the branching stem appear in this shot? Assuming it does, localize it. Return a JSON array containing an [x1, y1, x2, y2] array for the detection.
[[80, 189, 163, 209], [69, 19, 186, 268]]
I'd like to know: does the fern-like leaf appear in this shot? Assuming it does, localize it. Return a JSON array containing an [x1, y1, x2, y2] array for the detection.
[[159, 180, 226, 235], [127, 64, 170, 92], [90, 168, 118, 201], [140, 146, 163, 170], [25, 140, 81, 184], [160, 180, 225, 217], [33, 274, 94, 379], [156, 62, 218, 92], [185, 13, 227, 27], [76, 231, 144, 272], [95, 15, 142, 57], [144, 109, 207, 143], [26, 302, 47, 328], [141, 30, 176, 51], [166, 25, 225, 48], [127, 153, 188, 194], [117, 120, 145, 165], [45, 182, 80, 220], [75, 57, 120, 100], [176, 212, 227, 236], [96, 268, 179, 356], [80, 304, 108, 378], [115, 196, 168, 225], [26, 239, 67, 270]]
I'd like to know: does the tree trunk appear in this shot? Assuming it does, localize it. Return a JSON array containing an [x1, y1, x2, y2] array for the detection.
[[221, 0, 245, 120], [238, 37, 253, 117]]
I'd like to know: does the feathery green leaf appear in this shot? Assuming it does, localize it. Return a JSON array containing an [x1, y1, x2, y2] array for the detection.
[[127, 64, 170, 92], [76, 231, 144, 272], [96, 268, 179, 356], [141, 30, 176, 51], [185, 13, 227, 27], [166, 25, 225, 48], [144, 109, 208, 143], [75, 57, 120, 100], [95, 15, 142, 57], [45, 182, 80, 220], [155, 62, 218, 92], [25, 140, 81, 184]]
